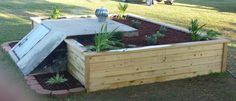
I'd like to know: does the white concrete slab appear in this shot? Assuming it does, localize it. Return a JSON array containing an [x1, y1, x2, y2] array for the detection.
[[9, 18, 138, 75], [43, 18, 138, 36]]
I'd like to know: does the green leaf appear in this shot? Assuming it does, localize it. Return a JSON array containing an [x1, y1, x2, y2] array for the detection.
[[118, 2, 128, 19], [86, 24, 124, 52], [46, 73, 68, 85], [189, 19, 207, 41]]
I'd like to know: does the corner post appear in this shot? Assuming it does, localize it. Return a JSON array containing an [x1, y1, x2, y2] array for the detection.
[[221, 43, 228, 72]]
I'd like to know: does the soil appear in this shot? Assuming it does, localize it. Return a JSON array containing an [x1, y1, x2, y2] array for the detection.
[[9, 42, 17, 48], [34, 71, 84, 91], [74, 16, 192, 47]]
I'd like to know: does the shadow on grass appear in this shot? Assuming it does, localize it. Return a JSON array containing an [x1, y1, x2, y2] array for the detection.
[[227, 41, 236, 74], [175, 0, 236, 13], [48, 72, 236, 101], [0, 0, 92, 43]]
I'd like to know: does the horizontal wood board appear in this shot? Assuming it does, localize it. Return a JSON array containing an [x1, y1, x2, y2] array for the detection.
[[87, 43, 224, 91]]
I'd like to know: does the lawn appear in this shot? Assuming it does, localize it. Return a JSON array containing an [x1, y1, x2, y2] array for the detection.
[[0, 0, 236, 101]]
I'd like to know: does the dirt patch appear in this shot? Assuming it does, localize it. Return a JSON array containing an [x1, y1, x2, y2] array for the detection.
[[112, 16, 192, 46], [8, 42, 17, 48], [74, 16, 192, 47], [34, 71, 84, 91]]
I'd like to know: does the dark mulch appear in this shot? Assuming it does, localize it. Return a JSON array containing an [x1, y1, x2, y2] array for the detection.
[[74, 16, 192, 47], [9, 42, 17, 48], [112, 16, 192, 46], [73, 35, 95, 46], [34, 71, 84, 91]]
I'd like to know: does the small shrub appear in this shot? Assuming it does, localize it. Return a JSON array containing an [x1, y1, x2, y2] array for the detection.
[[86, 24, 124, 52], [156, 0, 163, 2], [146, 26, 166, 45], [206, 30, 220, 39], [146, 34, 157, 45], [131, 20, 141, 29], [188, 19, 206, 41], [46, 73, 67, 85], [188, 19, 220, 41], [50, 7, 61, 19], [159, 26, 167, 34], [118, 2, 128, 19]]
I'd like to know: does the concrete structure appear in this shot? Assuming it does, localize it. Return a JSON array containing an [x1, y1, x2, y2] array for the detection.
[[9, 18, 137, 75]]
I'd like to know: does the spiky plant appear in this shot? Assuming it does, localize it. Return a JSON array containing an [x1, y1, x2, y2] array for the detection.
[[206, 30, 220, 40], [118, 2, 128, 19], [159, 26, 167, 34], [50, 7, 61, 19], [46, 73, 67, 85], [146, 31, 165, 45], [188, 19, 206, 41], [146, 26, 166, 45], [87, 24, 124, 52]]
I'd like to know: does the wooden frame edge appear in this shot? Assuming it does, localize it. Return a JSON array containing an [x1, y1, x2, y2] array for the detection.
[[84, 55, 91, 92], [221, 42, 229, 72]]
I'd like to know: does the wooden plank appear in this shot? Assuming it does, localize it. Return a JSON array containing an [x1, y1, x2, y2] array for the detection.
[[89, 49, 164, 63], [90, 62, 221, 86], [68, 62, 85, 77], [90, 49, 223, 71], [90, 56, 222, 78], [68, 63, 85, 85], [88, 44, 223, 63], [221, 43, 228, 72], [68, 58, 85, 75], [65, 39, 86, 60], [85, 38, 229, 57], [68, 51, 85, 69], [90, 55, 164, 71], [164, 44, 222, 55], [89, 67, 221, 92], [67, 45, 86, 60], [84, 56, 91, 91], [67, 46, 86, 61], [165, 49, 222, 62]]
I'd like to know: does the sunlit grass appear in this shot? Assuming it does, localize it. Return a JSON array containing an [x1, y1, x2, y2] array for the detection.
[[0, 0, 235, 101], [0, 0, 235, 44]]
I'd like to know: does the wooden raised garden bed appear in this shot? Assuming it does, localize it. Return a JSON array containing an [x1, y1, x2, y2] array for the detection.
[[65, 14, 229, 92]]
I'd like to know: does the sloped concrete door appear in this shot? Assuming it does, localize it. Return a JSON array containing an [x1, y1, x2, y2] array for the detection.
[[12, 25, 50, 61]]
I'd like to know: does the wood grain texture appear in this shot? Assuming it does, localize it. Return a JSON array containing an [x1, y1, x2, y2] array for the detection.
[[64, 31, 229, 92], [86, 43, 225, 92], [66, 39, 86, 86], [221, 43, 228, 72]]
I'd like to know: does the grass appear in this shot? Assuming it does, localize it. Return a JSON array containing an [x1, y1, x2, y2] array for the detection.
[[0, 0, 236, 101]]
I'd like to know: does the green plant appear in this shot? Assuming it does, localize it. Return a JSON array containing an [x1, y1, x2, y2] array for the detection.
[[145, 26, 166, 45], [159, 26, 167, 33], [118, 2, 128, 19], [146, 31, 165, 45], [206, 30, 220, 39], [188, 19, 206, 41], [146, 34, 157, 45], [50, 7, 61, 19], [87, 24, 124, 52], [46, 73, 67, 85], [188, 19, 220, 41], [131, 20, 141, 29]]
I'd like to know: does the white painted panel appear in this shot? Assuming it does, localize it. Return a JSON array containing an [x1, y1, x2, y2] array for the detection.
[[13, 25, 50, 59]]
